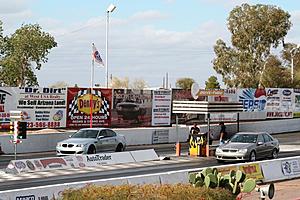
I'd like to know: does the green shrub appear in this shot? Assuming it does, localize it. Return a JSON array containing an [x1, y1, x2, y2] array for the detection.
[[61, 184, 236, 200]]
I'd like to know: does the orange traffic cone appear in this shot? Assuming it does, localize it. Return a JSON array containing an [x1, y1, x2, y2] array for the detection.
[[175, 142, 181, 156]]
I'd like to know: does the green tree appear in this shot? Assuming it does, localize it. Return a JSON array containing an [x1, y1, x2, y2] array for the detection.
[[0, 23, 57, 86], [212, 3, 291, 88], [176, 78, 195, 90], [281, 43, 300, 88], [260, 55, 291, 88], [205, 76, 220, 89]]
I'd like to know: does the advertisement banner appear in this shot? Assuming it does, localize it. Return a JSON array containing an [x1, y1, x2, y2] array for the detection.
[[208, 88, 238, 102], [216, 163, 263, 181], [281, 159, 300, 176], [209, 113, 237, 122], [17, 87, 67, 128], [294, 89, 300, 118], [266, 88, 294, 118], [111, 89, 152, 127], [66, 88, 112, 128], [0, 87, 17, 123], [238, 88, 267, 112], [238, 163, 264, 181], [151, 89, 172, 126]]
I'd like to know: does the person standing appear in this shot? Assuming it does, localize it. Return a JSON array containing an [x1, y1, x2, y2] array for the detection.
[[190, 123, 200, 135], [188, 123, 200, 142], [219, 122, 227, 144]]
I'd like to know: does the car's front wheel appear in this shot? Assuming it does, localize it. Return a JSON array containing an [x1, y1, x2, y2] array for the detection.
[[249, 151, 256, 162], [87, 145, 96, 154], [271, 149, 278, 159], [217, 159, 224, 164]]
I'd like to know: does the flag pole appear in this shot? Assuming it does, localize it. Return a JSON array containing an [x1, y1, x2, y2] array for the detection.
[[90, 44, 95, 128]]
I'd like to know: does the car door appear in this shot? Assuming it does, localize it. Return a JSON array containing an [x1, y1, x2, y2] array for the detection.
[[96, 130, 110, 152], [255, 134, 267, 159], [262, 133, 276, 157], [105, 129, 118, 151]]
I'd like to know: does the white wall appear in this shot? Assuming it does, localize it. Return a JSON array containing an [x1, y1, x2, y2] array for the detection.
[[0, 118, 299, 154]]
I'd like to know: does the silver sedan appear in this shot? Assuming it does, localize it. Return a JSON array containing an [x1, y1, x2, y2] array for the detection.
[[56, 128, 126, 156], [215, 132, 279, 162]]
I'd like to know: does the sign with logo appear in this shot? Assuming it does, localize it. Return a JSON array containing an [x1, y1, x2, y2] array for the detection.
[[266, 88, 294, 119], [281, 159, 300, 176], [152, 89, 172, 126], [16, 87, 67, 128], [238, 88, 267, 112], [66, 88, 112, 127]]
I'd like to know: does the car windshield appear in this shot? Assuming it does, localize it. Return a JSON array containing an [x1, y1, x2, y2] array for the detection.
[[230, 134, 258, 143], [71, 130, 98, 138]]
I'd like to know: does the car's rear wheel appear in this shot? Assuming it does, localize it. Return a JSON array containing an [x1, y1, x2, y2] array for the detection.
[[249, 151, 256, 162], [116, 143, 123, 152], [271, 149, 278, 159], [87, 145, 96, 154]]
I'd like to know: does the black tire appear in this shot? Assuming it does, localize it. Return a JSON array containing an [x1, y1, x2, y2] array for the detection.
[[87, 145, 96, 154], [116, 143, 123, 152], [217, 159, 224, 164], [271, 149, 278, 159], [249, 151, 256, 162]]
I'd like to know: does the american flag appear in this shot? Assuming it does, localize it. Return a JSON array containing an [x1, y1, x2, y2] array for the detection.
[[92, 43, 104, 66]]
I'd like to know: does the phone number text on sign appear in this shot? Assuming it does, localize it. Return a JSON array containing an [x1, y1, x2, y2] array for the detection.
[[27, 121, 61, 128]]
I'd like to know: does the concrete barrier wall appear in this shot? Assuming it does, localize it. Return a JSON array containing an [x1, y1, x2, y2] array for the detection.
[[0, 118, 299, 154], [2, 156, 300, 200]]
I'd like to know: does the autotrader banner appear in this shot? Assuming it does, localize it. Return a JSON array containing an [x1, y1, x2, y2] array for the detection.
[[66, 87, 112, 127], [151, 89, 172, 126], [17, 87, 67, 128]]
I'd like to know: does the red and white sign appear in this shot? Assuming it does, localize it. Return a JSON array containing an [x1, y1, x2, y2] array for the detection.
[[66, 88, 112, 128], [151, 90, 172, 126]]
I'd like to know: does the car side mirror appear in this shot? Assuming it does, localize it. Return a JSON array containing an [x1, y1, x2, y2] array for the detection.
[[257, 141, 264, 146], [98, 136, 104, 140]]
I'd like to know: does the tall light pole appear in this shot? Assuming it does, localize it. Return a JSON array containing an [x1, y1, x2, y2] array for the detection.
[[106, 4, 116, 88], [290, 44, 300, 83]]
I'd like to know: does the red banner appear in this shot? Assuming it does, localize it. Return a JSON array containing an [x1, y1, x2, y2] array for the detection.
[[66, 88, 112, 128]]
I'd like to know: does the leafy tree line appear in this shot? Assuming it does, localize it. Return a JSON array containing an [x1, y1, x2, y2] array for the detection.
[[212, 3, 300, 89], [176, 3, 300, 90], [0, 21, 56, 87]]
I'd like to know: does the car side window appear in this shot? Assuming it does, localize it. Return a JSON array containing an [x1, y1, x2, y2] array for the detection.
[[108, 130, 116, 137], [262, 134, 271, 142], [257, 134, 264, 143], [99, 130, 108, 138], [106, 130, 116, 137]]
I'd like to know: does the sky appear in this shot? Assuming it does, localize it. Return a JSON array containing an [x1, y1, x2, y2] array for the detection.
[[1, 0, 300, 88]]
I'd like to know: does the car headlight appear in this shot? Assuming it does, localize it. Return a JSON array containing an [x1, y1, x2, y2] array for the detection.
[[56, 143, 62, 147], [76, 144, 86, 147], [216, 148, 222, 153], [238, 149, 247, 153]]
